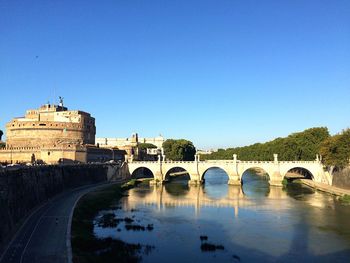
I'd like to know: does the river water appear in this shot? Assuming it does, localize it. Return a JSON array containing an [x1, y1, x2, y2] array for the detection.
[[94, 168, 350, 262]]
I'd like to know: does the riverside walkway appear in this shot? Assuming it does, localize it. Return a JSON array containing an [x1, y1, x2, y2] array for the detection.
[[0, 182, 120, 263], [300, 179, 350, 196]]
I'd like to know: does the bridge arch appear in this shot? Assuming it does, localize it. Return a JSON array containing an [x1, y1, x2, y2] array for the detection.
[[241, 167, 270, 184], [241, 167, 270, 197], [130, 167, 154, 179], [164, 166, 191, 182], [200, 167, 230, 183], [284, 167, 314, 180]]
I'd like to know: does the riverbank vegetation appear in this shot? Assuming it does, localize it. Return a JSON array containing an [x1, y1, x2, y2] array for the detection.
[[200, 127, 350, 168], [339, 195, 350, 204], [71, 180, 144, 263], [319, 129, 350, 167], [201, 127, 329, 161]]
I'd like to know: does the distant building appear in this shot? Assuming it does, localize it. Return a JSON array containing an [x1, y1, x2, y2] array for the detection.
[[196, 150, 214, 155], [96, 133, 165, 160], [0, 101, 125, 164], [96, 134, 164, 149]]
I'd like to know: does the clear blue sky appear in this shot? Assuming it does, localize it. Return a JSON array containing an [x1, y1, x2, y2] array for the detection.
[[1, 0, 349, 149]]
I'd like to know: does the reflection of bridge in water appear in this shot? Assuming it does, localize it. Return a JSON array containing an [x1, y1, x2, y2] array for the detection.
[[122, 184, 294, 217], [127, 154, 332, 186]]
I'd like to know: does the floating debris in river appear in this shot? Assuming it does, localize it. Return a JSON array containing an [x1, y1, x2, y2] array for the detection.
[[200, 235, 208, 241], [96, 213, 118, 228], [125, 224, 146, 231], [143, 245, 155, 255], [200, 243, 225, 252], [124, 217, 134, 223], [232, 254, 241, 261]]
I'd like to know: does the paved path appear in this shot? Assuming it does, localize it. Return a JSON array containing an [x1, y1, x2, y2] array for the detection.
[[300, 179, 350, 196], [0, 182, 116, 263]]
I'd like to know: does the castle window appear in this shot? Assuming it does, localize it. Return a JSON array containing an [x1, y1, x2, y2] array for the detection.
[[39, 123, 46, 126], [48, 152, 50, 156]]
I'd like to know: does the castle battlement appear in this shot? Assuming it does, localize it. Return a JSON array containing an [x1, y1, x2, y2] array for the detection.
[[0, 101, 103, 164], [5, 103, 96, 149]]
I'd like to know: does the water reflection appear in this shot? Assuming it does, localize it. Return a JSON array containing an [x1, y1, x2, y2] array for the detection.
[[241, 169, 270, 197], [203, 168, 229, 199], [95, 168, 350, 262]]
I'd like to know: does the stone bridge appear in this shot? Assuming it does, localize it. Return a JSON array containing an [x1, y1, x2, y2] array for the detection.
[[127, 154, 332, 186]]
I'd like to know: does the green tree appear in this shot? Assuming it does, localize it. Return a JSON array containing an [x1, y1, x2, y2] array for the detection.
[[320, 129, 350, 167], [163, 139, 196, 161]]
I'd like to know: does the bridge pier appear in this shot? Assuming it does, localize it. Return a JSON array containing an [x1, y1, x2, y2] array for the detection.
[[269, 154, 283, 187], [228, 179, 241, 185], [228, 155, 241, 185], [149, 171, 164, 185], [150, 179, 163, 185], [188, 179, 204, 185], [269, 179, 283, 187], [188, 172, 204, 185]]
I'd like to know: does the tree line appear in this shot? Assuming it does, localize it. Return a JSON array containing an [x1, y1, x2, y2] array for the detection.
[[166, 127, 349, 168], [320, 128, 350, 167], [201, 127, 330, 161]]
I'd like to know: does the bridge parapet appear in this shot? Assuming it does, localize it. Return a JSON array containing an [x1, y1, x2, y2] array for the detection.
[[202, 160, 235, 164], [204, 160, 235, 163], [239, 161, 273, 164], [279, 161, 320, 164], [131, 161, 158, 164], [163, 161, 195, 164]]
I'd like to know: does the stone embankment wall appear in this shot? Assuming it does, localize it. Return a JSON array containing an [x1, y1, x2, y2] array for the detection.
[[0, 163, 126, 251], [332, 167, 350, 190]]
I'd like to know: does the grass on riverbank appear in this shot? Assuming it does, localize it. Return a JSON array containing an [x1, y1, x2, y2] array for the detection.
[[282, 178, 303, 188], [339, 194, 350, 204], [71, 179, 143, 263], [282, 179, 288, 187]]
